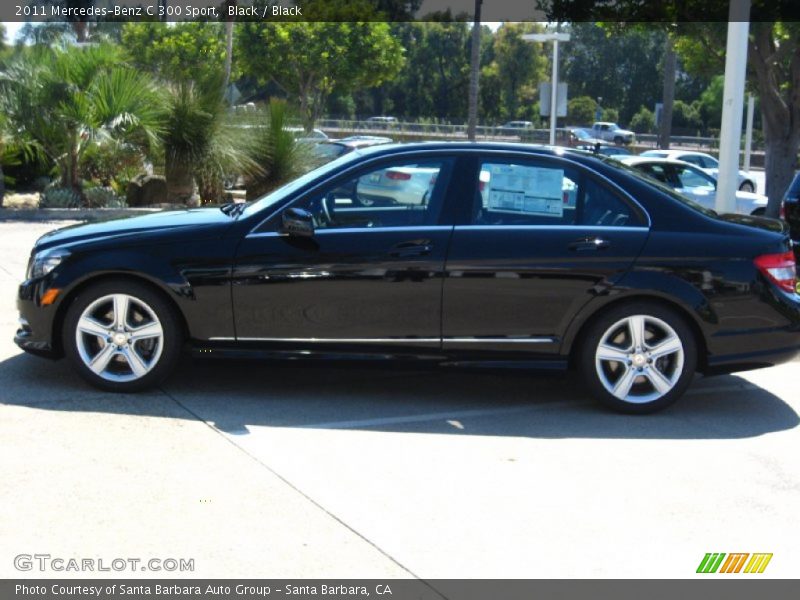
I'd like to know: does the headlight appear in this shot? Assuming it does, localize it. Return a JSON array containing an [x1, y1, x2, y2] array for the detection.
[[27, 248, 70, 279]]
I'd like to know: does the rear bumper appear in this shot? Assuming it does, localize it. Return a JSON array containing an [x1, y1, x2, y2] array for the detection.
[[703, 288, 800, 374]]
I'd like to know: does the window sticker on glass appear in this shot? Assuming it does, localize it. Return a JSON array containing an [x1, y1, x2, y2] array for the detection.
[[484, 164, 565, 218]]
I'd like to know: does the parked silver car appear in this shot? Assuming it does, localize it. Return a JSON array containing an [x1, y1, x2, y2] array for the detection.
[[640, 150, 757, 193], [618, 157, 767, 215]]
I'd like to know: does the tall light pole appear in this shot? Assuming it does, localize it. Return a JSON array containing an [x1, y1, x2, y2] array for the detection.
[[523, 32, 570, 146], [716, 0, 750, 214]]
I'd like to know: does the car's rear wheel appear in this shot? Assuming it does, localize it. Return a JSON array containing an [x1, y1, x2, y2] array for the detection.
[[739, 181, 755, 193], [579, 303, 697, 413], [63, 280, 183, 392]]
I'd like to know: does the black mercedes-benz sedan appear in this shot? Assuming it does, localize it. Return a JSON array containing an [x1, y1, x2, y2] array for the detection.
[[15, 143, 800, 413]]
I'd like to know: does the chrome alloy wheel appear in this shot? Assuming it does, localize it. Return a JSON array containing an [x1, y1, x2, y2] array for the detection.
[[594, 314, 685, 404], [74, 293, 164, 383]]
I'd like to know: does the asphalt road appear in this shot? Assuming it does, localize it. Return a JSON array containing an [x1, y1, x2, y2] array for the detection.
[[0, 221, 798, 580]]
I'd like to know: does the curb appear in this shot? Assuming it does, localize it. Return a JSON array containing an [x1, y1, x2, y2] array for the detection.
[[0, 208, 165, 222]]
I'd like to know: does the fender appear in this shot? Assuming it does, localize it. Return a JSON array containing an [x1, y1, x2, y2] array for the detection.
[[47, 244, 235, 344], [559, 268, 715, 357]]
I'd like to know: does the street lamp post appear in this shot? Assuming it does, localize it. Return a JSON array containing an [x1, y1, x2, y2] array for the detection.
[[523, 32, 570, 146]]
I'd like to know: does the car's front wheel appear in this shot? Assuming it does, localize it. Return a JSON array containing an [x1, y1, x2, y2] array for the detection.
[[63, 279, 183, 392], [579, 303, 697, 413]]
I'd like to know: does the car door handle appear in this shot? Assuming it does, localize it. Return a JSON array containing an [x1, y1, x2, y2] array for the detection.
[[389, 240, 432, 258], [568, 237, 611, 251]]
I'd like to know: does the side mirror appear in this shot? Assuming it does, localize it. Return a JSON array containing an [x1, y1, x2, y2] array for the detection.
[[281, 207, 314, 237]]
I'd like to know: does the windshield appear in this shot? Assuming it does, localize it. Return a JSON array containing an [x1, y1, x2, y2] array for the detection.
[[242, 150, 365, 217], [600, 157, 718, 217]]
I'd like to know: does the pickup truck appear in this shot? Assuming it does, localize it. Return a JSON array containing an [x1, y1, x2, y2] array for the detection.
[[590, 122, 635, 145]]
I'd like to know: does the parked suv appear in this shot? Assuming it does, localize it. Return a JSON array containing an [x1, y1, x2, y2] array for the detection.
[[783, 171, 800, 263]]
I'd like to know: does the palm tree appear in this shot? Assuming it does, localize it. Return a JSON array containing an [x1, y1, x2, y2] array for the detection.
[[1, 44, 162, 195]]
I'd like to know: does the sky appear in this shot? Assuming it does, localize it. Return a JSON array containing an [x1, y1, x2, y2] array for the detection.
[[3, 22, 24, 44]]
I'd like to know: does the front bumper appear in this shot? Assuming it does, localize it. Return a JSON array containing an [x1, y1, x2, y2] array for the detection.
[[14, 278, 61, 359]]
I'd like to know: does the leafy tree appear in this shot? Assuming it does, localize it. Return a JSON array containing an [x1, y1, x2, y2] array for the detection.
[[237, 17, 404, 129], [602, 107, 619, 123], [0, 44, 161, 193], [121, 22, 229, 87], [561, 23, 666, 125], [629, 106, 656, 133], [544, 1, 800, 215], [673, 20, 800, 210], [670, 100, 702, 133], [696, 75, 724, 131], [490, 23, 547, 121], [567, 96, 597, 125]]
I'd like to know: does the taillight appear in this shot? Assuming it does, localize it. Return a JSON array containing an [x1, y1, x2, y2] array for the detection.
[[385, 170, 411, 181], [479, 181, 485, 192], [754, 251, 797, 293], [779, 202, 786, 220]]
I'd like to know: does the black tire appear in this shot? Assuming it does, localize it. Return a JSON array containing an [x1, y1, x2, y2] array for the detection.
[[613, 136, 624, 145], [62, 279, 183, 392], [739, 181, 755, 193], [578, 302, 698, 414]]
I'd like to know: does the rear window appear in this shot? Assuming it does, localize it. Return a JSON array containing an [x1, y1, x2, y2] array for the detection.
[[784, 172, 800, 201], [601, 157, 718, 217]]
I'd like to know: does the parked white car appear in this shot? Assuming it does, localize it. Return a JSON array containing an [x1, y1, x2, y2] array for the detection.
[[640, 150, 756, 193], [618, 157, 767, 215], [356, 165, 439, 206]]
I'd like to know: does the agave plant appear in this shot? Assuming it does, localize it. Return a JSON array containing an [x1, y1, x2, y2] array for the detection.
[[162, 79, 259, 204], [245, 99, 313, 200], [0, 44, 162, 196]]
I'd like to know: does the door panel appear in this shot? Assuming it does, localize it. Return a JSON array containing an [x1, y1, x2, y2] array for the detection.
[[231, 157, 456, 350], [443, 226, 649, 354], [232, 227, 452, 347], [442, 156, 650, 355]]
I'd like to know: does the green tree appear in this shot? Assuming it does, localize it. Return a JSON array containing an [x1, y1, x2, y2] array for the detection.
[[491, 23, 547, 121], [545, 1, 800, 214], [567, 96, 597, 125], [121, 22, 229, 87], [561, 23, 666, 125], [1, 44, 161, 193], [629, 106, 656, 133], [697, 75, 724, 131], [237, 19, 404, 129]]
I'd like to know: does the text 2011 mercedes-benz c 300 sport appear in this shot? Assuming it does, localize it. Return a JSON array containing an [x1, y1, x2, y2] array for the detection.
[[15, 143, 800, 413]]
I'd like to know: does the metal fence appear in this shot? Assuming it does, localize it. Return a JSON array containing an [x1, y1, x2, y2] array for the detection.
[[315, 119, 762, 152]]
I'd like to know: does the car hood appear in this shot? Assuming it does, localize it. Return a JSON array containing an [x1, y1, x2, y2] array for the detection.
[[34, 207, 234, 252]]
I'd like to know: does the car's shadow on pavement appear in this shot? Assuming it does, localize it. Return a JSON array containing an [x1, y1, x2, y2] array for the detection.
[[2, 352, 798, 440]]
